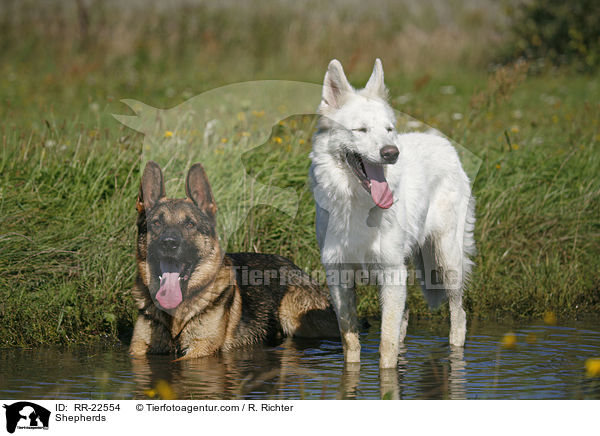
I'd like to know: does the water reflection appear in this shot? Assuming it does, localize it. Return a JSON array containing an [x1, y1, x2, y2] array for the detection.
[[449, 346, 467, 400], [337, 363, 360, 399], [379, 368, 399, 399], [1, 321, 599, 400], [131, 340, 328, 400], [128, 334, 470, 400]]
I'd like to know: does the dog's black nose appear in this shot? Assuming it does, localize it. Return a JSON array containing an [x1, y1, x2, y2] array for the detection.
[[380, 145, 399, 163], [160, 236, 180, 251]]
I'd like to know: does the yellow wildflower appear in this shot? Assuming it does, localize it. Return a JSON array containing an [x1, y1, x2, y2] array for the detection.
[[585, 358, 600, 377], [155, 380, 176, 400], [164, 130, 173, 138], [143, 389, 156, 398], [510, 125, 520, 133], [543, 311, 557, 326], [512, 144, 520, 150], [298, 139, 306, 145], [501, 332, 517, 349], [495, 164, 501, 170], [221, 137, 228, 143], [273, 136, 282, 144]]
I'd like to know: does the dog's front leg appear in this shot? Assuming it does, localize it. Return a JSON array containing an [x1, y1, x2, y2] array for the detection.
[[174, 339, 221, 361], [378, 264, 408, 368], [129, 315, 172, 355], [327, 264, 361, 364]]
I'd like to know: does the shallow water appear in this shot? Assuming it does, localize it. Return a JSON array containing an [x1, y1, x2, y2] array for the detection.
[[1, 321, 599, 400]]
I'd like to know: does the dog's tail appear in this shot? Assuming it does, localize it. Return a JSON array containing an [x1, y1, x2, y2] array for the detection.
[[279, 286, 341, 339], [295, 306, 341, 338]]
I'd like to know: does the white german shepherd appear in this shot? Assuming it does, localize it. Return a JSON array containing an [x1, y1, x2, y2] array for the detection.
[[309, 59, 475, 368]]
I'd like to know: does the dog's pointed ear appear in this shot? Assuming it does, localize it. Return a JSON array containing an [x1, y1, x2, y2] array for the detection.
[[321, 59, 353, 111], [365, 58, 388, 99], [138, 161, 165, 212], [186, 163, 217, 217]]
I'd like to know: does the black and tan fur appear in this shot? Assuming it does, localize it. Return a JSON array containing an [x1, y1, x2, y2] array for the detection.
[[129, 161, 338, 359]]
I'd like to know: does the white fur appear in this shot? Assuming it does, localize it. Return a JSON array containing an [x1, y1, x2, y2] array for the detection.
[[309, 59, 475, 368]]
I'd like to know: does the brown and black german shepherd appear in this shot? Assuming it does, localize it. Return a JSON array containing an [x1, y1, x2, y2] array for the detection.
[[129, 161, 339, 359]]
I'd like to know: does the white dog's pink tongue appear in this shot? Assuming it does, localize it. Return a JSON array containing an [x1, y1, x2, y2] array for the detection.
[[363, 161, 393, 209], [157, 272, 182, 309]]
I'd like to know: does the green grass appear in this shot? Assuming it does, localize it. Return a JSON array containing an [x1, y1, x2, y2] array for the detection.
[[1, 1, 599, 346]]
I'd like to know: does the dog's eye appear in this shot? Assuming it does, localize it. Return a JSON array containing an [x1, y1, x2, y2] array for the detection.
[[353, 127, 368, 133], [185, 221, 196, 230], [386, 127, 394, 132], [151, 219, 162, 228]]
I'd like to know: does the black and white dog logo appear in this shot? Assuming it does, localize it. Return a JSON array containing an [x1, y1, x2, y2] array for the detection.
[[3, 402, 50, 434]]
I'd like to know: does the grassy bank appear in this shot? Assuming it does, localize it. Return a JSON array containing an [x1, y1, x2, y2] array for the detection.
[[1, 1, 599, 346]]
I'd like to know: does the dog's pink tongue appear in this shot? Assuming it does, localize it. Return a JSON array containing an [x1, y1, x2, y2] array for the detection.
[[363, 161, 393, 209], [157, 273, 182, 309]]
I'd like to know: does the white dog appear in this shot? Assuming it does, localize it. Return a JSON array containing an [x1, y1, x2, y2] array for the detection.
[[309, 59, 475, 368]]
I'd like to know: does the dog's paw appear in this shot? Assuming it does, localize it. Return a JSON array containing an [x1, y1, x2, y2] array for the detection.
[[342, 332, 361, 363], [449, 331, 466, 347], [129, 341, 149, 356], [379, 344, 399, 369], [379, 357, 397, 369], [173, 340, 220, 361], [344, 348, 361, 363]]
